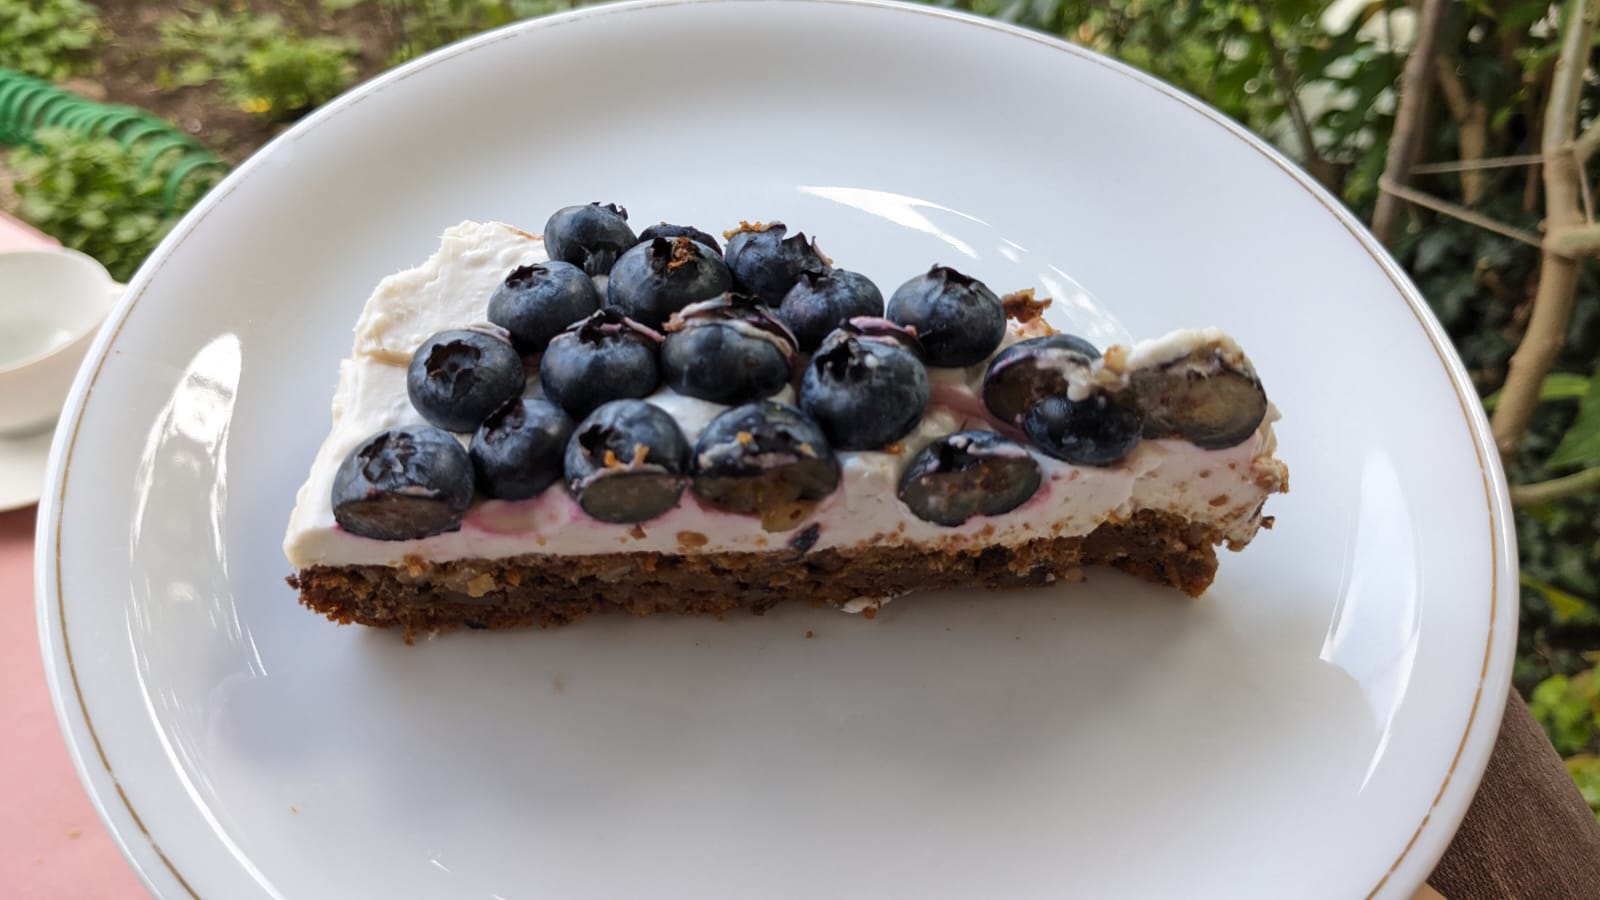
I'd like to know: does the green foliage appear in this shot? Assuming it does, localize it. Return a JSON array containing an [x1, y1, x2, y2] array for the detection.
[[1483, 373, 1591, 411], [1532, 668, 1600, 756], [325, 0, 576, 64], [235, 33, 360, 116], [1566, 755, 1600, 822], [156, 9, 288, 90], [0, 0, 104, 81], [9, 128, 221, 282], [1549, 370, 1600, 470], [1524, 573, 1596, 625], [157, 9, 358, 121]]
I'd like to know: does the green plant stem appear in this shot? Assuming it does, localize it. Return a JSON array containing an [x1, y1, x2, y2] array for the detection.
[[1513, 466, 1600, 507]]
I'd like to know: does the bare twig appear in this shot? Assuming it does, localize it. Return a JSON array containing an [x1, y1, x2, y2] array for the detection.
[[1511, 466, 1600, 506], [1491, 0, 1600, 460], [1411, 153, 1545, 174], [1433, 57, 1491, 204], [1371, 0, 1452, 245], [1377, 177, 1545, 248]]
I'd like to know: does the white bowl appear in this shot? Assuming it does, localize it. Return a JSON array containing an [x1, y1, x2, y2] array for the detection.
[[0, 249, 117, 435]]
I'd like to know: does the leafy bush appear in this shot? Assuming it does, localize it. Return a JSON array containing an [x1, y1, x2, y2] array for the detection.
[[9, 128, 221, 282], [1569, 755, 1600, 822], [1532, 667, 1600, 760], [0, 0, 104, 81], [233, 33, 361, 117], [157, 9, 358, 121], [156, 9, 289, 90], [323, 0, 575, 64]]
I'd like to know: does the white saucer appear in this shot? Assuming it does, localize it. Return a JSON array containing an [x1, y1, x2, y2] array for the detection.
[[0, 425, 52, 511]]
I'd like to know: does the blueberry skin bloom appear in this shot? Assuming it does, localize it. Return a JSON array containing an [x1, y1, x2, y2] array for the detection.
[[406, 328, 527, 433], [563, 399, 690, 524], [331, 424, 475, 540], [539, 309, 663, 420], [886, 265, 1006, 367], [660, 294, 799, 406], [723, 221, 830, 305], [638, 222, 723, 256], [487, 261, 600, 353], [775, 269, 884, 352], [543, 203, 637, 275], [469, 398, 574, 500], [798, 320, 929, 451], [1022, 392, 1143, 466], [606, 236, 733, 330]]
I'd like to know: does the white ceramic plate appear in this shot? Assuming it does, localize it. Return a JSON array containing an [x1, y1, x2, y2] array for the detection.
[[38, 2, 1516, 897]]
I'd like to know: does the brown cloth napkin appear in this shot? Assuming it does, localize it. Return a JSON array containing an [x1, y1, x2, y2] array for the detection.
[[1428, 689, 1600, 898]]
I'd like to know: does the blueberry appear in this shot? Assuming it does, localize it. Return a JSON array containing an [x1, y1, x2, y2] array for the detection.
[[1127, 343, 1268, 449], [564, 399, 689, 523], [798, 319, 929, 450], [638, 222, 722, 256], [1022, 392, 1142, 466], [406, 328, 526, 433], [660, 293, 798, 405], [544, 203, 637, 275], [775, 269, 884, 352], [898, 431, 1042, 526], [606, 236, 733, 329], [886, 266, 1006, 367], [487, 262, 600, 353], [331, 425, 474, 540], [788, 523, 821, 555], [691, 402, 840, 531], [539, 309, 663, 419], [981, 334, 1101, 425], [723, 221, 829, 304], [469, 398, 573, 500]]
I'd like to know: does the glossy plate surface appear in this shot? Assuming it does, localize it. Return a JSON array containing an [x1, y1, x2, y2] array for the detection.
[[38, 2, 1516, 897]]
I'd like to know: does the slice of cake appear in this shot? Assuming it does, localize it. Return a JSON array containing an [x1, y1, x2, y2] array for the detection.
[[285, 206, 1287, 636]]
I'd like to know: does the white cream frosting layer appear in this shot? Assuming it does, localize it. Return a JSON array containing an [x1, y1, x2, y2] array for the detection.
[[284, 221, 1283, 570]]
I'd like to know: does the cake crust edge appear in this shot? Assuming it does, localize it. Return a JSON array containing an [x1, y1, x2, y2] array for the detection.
[[288, 509, 1228, 640]]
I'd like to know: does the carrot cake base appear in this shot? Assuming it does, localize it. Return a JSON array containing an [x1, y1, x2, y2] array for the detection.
[[290, 509, 1235, 639]]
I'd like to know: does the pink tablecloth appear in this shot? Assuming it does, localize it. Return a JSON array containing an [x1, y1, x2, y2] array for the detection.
[[0, 211, 56, 252], [1, 506, 143, 898]]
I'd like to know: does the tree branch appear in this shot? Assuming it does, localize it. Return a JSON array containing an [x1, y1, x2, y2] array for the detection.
[[1511, 465, 1600, 506], [1371, 0, 1452, 245], [1546, 221, 1600, 256], [1490, 0, 1600, 460], [1253, 4, 1328, 184], [1433, 56, 1490, 204]]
